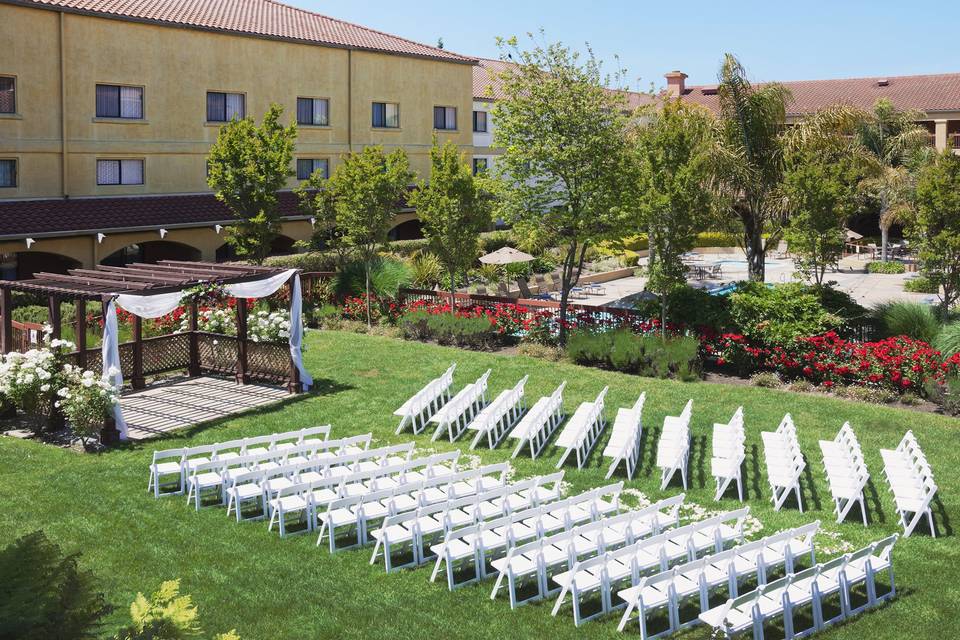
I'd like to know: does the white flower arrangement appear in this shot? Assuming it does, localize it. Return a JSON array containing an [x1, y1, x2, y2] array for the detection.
[[177, 308, 236, 335], [56, 364, 120, 443], [248, 310, 296, 343]]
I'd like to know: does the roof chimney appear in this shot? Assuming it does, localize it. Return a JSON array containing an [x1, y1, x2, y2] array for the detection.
[[876, 78, 889, 87], [664, 70, 688, 97]]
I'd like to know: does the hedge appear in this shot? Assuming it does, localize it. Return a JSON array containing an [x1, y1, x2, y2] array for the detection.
[[867, 261, 906, 274]]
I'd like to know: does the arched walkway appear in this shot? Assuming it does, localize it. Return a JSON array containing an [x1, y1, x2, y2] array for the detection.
[[388, 219, 424, 241], [6, 251, 82, 279], [100, 241, 201, 267], [215, 235, 297, 262]]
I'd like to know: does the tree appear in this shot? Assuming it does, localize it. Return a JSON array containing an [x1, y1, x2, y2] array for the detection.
[[0, 530, 111, 639], [911, 150, 960, 319], [409, 139, 492, 311], [709, 54, 791, 282], [324, 146, 412, 326], [207, 103, 297, 264], [781, 131, 864, 285], [490, 35, 633, 343], [295, 173, 352, 267], [854, 98, 931, 261], [629, 99, 713, 333]]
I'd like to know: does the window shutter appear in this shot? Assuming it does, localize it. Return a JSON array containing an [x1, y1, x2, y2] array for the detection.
[[0, 160, 15, 187], [96, 84, 120, 118], [120, 86, 143, 118], [207, 92, 225, 121], [120, 159, 144, 185], [297, 98, 312, 125], [0, 78, 14, 114], [97, 160, 120, 185]]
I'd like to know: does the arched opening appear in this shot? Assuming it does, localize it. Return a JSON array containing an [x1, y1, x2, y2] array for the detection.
[[3, 251, 82, 280], [388, 219, 424, 241], [215, 235, 296, 262], [100, 241, 201, 267]]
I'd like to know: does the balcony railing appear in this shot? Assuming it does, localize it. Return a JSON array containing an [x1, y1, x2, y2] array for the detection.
[[951, 133, 960, 150]]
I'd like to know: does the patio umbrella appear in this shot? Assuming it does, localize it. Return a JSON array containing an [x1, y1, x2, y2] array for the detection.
[[479, 246, 535, 265], [845, 228, 864, 241]]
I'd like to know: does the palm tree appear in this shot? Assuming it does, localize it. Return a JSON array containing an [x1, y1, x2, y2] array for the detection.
[[709, 54, 791, 282], [854, 98, 931, 260]]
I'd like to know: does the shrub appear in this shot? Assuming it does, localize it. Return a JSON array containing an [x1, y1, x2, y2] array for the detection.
[[872, 301, 940, 343], [566, 329, 701, 380], [114, 579, 240, 640], [385, 237, 430, 256], [399, 310, 500, 350], [750, 372, 782, 388], [633, 285, 731, 331], [925, 375, 960, 416], [834, 385, 897, 404], [530, 253, 559, 274], [263, 251, 338, 272], [408, 253, 444, 289], [788, 380, 815, 393], [899, 391, 923, 406], [618, 252, 641, 268], [904, 276, 939, 294], [310, 304, 341, 329], [334, 257, 411, 300], [516, 342, 564, 362], [57, 365, 120, 444], [728, 282, 840, 345], [867, 261, 906, 274], [934, 321, 960, 357], [0, 530, 111, 639]]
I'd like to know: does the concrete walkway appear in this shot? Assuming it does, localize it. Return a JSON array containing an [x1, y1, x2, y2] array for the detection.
[[120, 376, 290, 440]]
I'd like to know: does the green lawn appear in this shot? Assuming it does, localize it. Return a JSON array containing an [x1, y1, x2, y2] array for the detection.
[[1, 330, 957, 639]]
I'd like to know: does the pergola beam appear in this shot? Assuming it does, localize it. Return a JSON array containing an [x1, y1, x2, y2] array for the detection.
[[33, 271, 153, 291]]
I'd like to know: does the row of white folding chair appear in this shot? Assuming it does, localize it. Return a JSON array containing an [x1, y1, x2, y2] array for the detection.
[[656, 400, 692, 490], [699, 534, 898, 640], [555, 386, 609, 470], [394, 363, 456, 435], [820, 422, 869, 525], [221, 443, 418, 518], [266, 452, 462, 536], [603, 393, 646, 480], [616, 521, 820, 638], [881, 431, 938, 537], [183, 436, 386, 510], [148, 425, 334, 497], [430, 369, 491, 442], [763, 413, 806, 512], [550, 507, 750, 626], [369, 462, 514, 571], [469, 375, 529, 450], [509, 381, 566, 459], [316, 461, 515, 552], [429, 479, 615, 589], [711, 406, 746, 501], [491, 494, 685, 609]]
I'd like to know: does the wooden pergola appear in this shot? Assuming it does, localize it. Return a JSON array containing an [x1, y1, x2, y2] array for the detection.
[[0, 261, 305, 439]]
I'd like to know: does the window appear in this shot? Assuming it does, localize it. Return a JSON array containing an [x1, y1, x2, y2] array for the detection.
[[97, 159, 144, 185], [472, 158, 488, 176], [372, 102, 400, 128], [206, 92, 245, 122], [0, 160, 16, 187], [434, 106, 457, 130], [472, 110, 488, 133], [297, 97, 329, 126], [95, 84, 143, 119], [0, 77, 15, 114], [296, 158, 329, 180]]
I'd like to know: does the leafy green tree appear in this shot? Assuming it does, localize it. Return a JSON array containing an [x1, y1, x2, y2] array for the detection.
[[207, 103, 297, 264], [629, 99, 713, 333], [409, 139, 492, 311], [782, 139, 864, 285], [295, 174, 351, 267], [911, 150, 960, 318], [490, 35, 633, 343], [855, 98, 932, 260], [114, 580, 239, 640], [324, 146, 412, 326], [0, 530, 111, 640]]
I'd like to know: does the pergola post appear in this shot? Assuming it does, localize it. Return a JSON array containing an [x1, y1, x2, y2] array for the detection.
[[0, 287, 12, 354], [287, 274, 302, 394], [75, 298, 87, 368], [235, 299, 249, 384], [131, 315, 145, 389], [47, 295, 61, 340], [188, 301, 200, 376], [99, 298, 120, 444]]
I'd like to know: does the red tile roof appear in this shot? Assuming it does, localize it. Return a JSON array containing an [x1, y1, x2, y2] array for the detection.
[[675, 72, 960, 116], [13, 0, 476, 64], [472, 57, 655, 108], [0, 192, 307, 238]]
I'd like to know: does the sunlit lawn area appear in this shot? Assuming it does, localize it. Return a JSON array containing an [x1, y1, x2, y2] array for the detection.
[[1, 330, 957, 639]]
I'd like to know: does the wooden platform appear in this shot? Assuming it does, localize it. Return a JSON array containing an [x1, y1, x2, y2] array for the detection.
[[120, 376, 290, 440]]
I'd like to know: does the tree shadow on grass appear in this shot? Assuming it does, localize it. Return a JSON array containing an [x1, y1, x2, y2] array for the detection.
[[744, 443, 764, 501], [640, 425, 661, 478], [863, 478, 887, 525], [689, 434, 708, 490], [800, 455, 822, 512]]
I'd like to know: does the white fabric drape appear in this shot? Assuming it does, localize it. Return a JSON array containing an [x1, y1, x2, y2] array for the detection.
[[116, 290, 183, 319], [223, 269, 297, 299], [289, 274, 312, 391], [101, 300, 129, 440]]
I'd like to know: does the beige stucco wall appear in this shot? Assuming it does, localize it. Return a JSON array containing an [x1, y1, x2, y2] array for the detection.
[[0, 4, 475, 201]]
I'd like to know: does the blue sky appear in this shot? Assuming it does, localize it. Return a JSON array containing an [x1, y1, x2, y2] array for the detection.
[[301, 0, 959, 91]]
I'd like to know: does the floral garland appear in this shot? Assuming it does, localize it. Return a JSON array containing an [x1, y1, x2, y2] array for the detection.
[[179, 281, 229, 306]]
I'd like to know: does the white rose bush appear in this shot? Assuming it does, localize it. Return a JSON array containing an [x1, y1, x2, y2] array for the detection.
[[178, 308, 236, 335], [248, 310, 295, 343], [56, 365, 120, 444]]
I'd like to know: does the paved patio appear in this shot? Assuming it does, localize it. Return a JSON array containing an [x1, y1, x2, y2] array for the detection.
[[120, 376, 290, 440]]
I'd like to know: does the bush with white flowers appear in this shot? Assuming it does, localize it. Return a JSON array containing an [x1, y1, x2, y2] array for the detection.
[[177, 308, 236, 335], [0, 331, 73, 429], [56, 365, 120, 443], [249, 310, 295, 343]]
